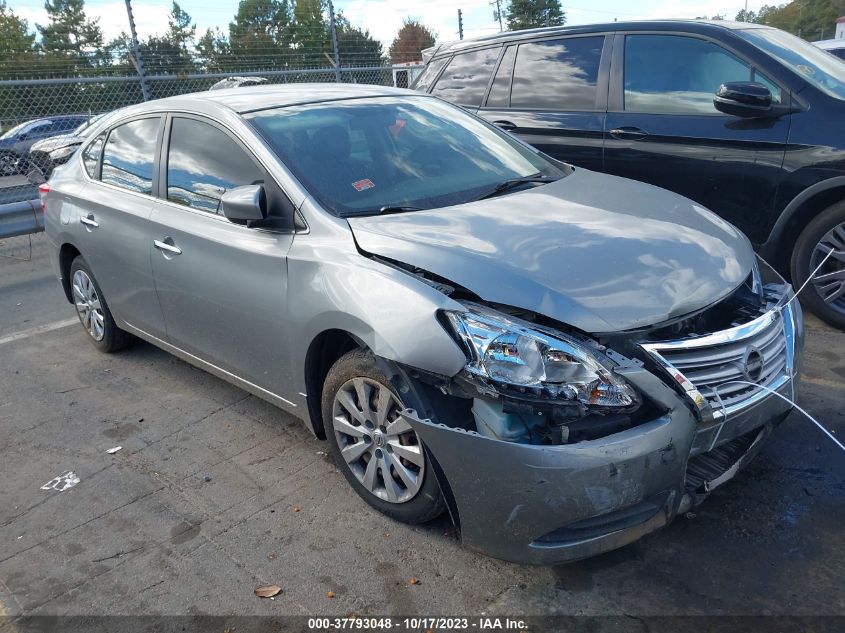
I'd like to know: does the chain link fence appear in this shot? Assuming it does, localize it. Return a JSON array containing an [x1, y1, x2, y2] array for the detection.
[[0, 0, 428, 237]]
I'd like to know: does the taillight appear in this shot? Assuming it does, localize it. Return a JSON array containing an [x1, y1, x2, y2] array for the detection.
[[38, 182, 50, 214]]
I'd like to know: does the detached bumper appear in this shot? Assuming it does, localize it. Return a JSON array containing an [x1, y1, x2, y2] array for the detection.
[[401, 361, 795, 565]]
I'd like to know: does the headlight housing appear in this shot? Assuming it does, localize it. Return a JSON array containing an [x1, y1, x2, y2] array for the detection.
[[49, 145, 76, 161], [444, 303, 637, 408]]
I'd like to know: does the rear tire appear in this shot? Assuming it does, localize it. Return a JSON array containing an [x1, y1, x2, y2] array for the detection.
[[69, 256, 133, 353], [321, 349, 445, 524], [791, 201, 845, 330]]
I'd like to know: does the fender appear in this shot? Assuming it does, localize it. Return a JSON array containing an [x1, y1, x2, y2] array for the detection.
[[761, 176, 845, 263]]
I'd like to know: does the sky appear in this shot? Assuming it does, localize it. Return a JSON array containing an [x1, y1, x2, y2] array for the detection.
[[10, 0, 773, 48]]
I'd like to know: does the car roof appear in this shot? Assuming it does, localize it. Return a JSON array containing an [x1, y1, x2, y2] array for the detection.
[[427, 19, 772, 57], [116, 83, 419, 120], [814, 38, 845, 50]]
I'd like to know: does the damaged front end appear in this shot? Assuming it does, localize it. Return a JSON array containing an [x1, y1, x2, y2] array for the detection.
[[398, 261, 802, 565]]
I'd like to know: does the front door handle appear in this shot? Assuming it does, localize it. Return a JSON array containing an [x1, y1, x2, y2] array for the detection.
[[154, 239, 182, 256], [610, 127, 649, 141], [80, 214, 98, 228], [493, 120, 517, 131]]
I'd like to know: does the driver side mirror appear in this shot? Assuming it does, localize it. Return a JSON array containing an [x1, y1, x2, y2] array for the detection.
[[713, 82, 774, 118], [220, 184, 267, 223]]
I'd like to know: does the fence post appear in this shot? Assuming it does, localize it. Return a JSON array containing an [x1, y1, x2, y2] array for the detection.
[[328, 0, 342, 83], [124, 0, 151, 101]]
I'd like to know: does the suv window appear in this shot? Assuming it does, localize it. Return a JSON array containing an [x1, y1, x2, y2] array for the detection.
[[167, 117, 264, 215], [510, 36, 604, 110], [624, 34, 782, 114], [101, 117, 161, 195], [414, 56, 449, 93], [431, 47, 501, 107], [487, 45, 516, 107], [82, 133, 105, 178]]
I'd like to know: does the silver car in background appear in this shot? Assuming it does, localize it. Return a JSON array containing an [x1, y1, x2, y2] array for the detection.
[[43, 85, 803, 564]]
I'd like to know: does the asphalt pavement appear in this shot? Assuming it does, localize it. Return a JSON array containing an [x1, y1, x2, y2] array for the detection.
[[0, 234, 843, 621]]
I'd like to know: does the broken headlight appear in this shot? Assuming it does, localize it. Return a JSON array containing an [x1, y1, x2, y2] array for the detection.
[[444, 303, 636, 408]]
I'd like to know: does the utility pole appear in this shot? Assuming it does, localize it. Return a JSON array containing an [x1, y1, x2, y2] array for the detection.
[[491, 0, 503, 32], [124, 0, 150, 101], [458, 9, 464, 40], [328, 0, 341, 83]]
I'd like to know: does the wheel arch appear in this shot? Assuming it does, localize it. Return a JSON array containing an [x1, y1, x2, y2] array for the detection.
[[762, 177, 845, 273], [303, 328, 365, 439], [59, 242, 82, 303]]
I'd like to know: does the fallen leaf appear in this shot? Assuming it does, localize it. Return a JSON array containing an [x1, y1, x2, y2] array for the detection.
[[409, 577, 420, 585], [254, 585, 282, 598], [327, 591, 335, 598], [292, 506, 300, 513]]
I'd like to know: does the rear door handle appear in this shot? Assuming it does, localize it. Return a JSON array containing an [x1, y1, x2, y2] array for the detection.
[[80, 214, 98, 228], [154, 239, 182, 256], [493, 120, 517, 131], [610, 127, 649, 141]]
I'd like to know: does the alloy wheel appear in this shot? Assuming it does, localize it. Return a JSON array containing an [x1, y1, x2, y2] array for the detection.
[[72, 269, 106, 341], [810, 222, 845, 316], [0, 154, 17, 176], [331, 377, 425, 504]]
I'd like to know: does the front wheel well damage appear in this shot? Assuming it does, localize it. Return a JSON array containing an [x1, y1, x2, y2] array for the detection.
[[304, 329, 361, 439], [59, 243, 81, 303]]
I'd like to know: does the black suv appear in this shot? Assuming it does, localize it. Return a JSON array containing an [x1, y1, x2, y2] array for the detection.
[[414, 20, 845, 328]]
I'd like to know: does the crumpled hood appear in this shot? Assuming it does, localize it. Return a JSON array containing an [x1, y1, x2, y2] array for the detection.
[[348, 168, 755, 333], [30, 133, 80, 153]]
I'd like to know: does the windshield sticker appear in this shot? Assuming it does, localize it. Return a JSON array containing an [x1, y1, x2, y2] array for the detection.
[[389, 118, 406, 138], [352, 178, 375, 192]]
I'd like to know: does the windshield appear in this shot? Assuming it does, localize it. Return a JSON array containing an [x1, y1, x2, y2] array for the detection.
[[1, 120, 40, 140], [73, 114, 104, 136], [738, 27, 845, 100], [246, 96, 563, 217]]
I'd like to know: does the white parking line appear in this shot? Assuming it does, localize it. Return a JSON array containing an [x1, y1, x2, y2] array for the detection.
[[0, 318, 78, 346]]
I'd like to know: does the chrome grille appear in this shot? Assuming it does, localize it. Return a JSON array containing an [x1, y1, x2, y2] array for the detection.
[[642, 309, 791, 418]]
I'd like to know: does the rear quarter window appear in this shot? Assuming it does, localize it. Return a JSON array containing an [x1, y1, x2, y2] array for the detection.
[[431, 47, 501, 107]]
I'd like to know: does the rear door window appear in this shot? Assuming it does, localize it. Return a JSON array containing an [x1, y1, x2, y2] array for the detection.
[[510, 36, 604, 110], [431, 47, 501, 107], [166, 117, 264, 215], [101, 117, 161, 195]]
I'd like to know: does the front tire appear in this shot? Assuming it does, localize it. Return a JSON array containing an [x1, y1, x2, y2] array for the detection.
[[791, 201, 845, 330], [321, 349, 445, 524], [69, 256, 133, 352]]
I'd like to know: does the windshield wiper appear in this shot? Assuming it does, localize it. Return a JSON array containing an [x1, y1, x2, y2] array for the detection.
[[377, 205, 423, 214], [477, 175, 559, 201], [343, 205, 424, 218]]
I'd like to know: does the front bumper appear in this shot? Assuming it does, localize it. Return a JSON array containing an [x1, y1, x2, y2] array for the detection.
[[402, 304, 802, 566]]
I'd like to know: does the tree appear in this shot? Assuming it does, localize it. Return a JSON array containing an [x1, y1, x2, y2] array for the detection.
[[735, 1, 845, 40], [334, 13, 383, 67], [38, 0, 103, 59], [505, 0, 565, 31], [196, 27, 231, 72], [229, 0, 293, 68], [388, 18, 436, 64], [167, 2, 196, 54], [0, 1, 36, 59], [292, 0, 330, 67]]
